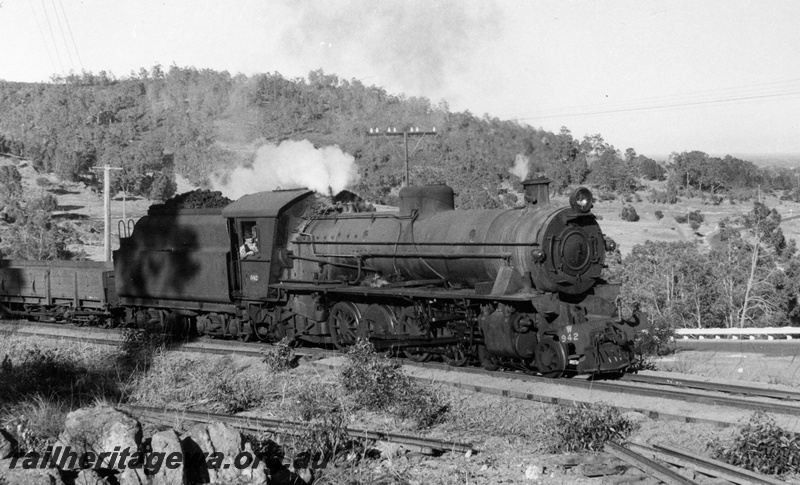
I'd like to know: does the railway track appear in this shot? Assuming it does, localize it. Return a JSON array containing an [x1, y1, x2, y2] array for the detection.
[[4, 320, 800, 425], [124, 404, 474, 455]]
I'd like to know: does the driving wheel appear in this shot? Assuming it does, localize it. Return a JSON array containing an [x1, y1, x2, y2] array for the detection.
[[328, 302, 362, 350], [396, 306, 432, 362]]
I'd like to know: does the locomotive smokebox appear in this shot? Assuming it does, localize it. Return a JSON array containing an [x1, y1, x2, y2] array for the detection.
[[521, 177, 552, 207], [399, 184, 455, 218]]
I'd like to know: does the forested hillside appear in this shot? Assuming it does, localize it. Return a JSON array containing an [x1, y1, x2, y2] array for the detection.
[[2, 66, 798, 209]]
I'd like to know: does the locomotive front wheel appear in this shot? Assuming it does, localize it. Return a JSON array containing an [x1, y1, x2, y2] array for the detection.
[[328, 302, 362, 350], [535, 339, 567, 378]]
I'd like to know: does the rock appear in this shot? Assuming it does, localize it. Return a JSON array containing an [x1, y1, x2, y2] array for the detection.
[[56, 406, 142, 470], [524, 464, 543, 481], [621, 411, 650, 427], [75, 468, 111, 485], [148, 429, 186, 485], [0, 429, 16, 459], [0, 457, 65, 485], [181, 422, 268, 484]]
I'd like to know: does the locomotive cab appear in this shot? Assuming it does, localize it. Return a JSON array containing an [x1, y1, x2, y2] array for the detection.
[[221, 189, 314, 301]]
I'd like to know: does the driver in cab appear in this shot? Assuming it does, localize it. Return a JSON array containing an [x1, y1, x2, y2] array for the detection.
[[239, 235, 259, 259]]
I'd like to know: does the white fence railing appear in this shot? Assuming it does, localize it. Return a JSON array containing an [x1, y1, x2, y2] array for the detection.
[[674, 327, 800, 340]]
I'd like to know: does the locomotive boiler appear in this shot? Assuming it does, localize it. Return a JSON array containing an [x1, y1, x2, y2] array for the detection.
[[0, 177, 645, 377]]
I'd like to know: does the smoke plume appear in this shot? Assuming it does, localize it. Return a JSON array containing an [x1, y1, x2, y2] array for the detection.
[[509, 153, 529, 180], [212, 140, 359, 199], [280, 0, 500, 105]]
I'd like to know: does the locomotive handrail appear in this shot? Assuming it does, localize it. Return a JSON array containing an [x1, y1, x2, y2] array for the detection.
[[289, 253, 380, 273], [312, 213, 417, 221], [311, 251, 514, 260], [292, 240, 541, 247]]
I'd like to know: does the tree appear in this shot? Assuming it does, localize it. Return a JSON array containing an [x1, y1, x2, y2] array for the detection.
[[0, 197, 71, 260], [587, 149, 638, 193], [0, 165, 22, 203], [736, 202, 787, 328], [636, 156, 666, 181], [619, 241, 715, 328]]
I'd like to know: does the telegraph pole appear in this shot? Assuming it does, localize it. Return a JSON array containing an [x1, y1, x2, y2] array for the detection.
[[367, 127, 437, 186], [92, 165, 122, 262]]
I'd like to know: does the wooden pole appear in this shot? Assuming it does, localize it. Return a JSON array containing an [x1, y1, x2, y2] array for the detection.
[[92, 165, 122, 262]]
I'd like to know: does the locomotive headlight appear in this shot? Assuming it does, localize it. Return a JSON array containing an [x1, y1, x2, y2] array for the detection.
[[531, 248, 546, 263], [569, 187, 594, 213]]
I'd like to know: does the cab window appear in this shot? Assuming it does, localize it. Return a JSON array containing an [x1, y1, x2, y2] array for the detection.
[[238, 221, 260, 260]]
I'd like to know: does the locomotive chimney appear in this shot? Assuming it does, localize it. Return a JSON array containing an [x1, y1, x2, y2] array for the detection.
[[399, 184, 455, 218], [521, 177, 551, 207]]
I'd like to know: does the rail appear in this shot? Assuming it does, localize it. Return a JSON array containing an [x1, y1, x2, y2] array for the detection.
[[675, 327, 800, 340], [124, 404, 474, 455]]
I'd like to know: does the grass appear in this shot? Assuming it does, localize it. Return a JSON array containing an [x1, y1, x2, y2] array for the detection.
[[126, 353, 285, 413], [0, 338, 123, 453]]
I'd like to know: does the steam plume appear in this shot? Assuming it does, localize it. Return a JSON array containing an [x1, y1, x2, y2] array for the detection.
[[212, 140, 359, 199], [509, 154, 529, 180]]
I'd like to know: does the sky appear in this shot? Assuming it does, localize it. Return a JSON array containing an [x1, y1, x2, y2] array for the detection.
[[1, 0, 800, 158]]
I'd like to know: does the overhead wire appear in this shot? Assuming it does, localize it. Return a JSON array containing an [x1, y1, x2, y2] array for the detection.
[[50, 0, 74, 73], [506, 78, 800, 122], [508, 78, 800, 118], [56, 0, 84, 72], [29, 0, 57, 76], [39, 0, 64, 75]]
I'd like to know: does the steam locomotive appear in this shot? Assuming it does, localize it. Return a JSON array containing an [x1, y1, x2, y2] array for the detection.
[[0, 178, 645, 377]]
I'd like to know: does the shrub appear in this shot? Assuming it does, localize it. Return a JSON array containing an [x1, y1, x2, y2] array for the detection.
[[620, 206, 639, 222], [674, 214, 688, 224], [118, 319, 167, 372], [546, 403, 637, 452], [35, 177, 51, 188], [690, 221, 701, 231], [687, 210, 704, 224], [654, 210, 663, 220], [339, 340, 448, 428], [633, 316, 676, 369], [713, 411, 800, 476], [263, 337, 299, 372]]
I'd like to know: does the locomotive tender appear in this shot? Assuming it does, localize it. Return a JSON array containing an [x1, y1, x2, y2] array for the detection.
[[0, 178, 645, 377]]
